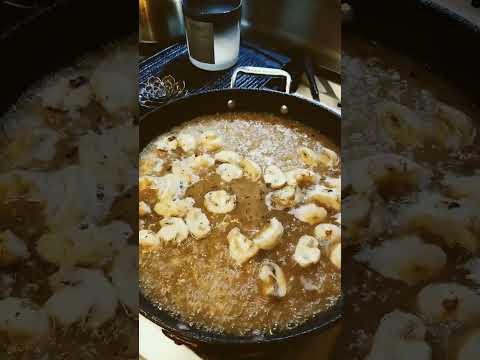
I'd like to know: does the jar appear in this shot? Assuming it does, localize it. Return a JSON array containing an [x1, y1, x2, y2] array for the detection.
[[182, 0, 242, 71]]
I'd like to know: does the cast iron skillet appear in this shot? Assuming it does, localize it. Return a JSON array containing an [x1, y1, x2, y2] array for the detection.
[[140, 68, 342, 356]]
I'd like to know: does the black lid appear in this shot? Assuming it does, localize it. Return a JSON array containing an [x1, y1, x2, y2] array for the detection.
[[182, 0, 242, 22]]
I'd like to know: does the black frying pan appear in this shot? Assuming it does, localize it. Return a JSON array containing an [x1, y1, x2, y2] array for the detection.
[[139, 68, 342, 358]]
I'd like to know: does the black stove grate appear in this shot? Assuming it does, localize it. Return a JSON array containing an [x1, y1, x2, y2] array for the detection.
[[139, 42, 292, 100]]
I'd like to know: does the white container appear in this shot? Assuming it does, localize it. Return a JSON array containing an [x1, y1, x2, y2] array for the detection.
[[182, 0, 242, 71]]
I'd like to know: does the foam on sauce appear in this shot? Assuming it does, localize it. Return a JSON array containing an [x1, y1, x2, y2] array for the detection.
[[139, 113, 341, 335]]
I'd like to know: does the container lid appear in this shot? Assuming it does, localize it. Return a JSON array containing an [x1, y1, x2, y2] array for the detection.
[[182, 0, 242, 22]]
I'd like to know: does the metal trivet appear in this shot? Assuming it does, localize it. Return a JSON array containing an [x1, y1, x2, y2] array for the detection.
[[138, 75, 186, 108]]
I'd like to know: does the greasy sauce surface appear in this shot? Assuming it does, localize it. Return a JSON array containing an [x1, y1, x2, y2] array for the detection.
[[139, 113, 341, 335]]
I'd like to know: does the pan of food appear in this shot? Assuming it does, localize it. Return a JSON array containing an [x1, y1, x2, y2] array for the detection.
[[0, 0, 138, 357], [338, 0, 480, 359], [139, 67, 342, 357]]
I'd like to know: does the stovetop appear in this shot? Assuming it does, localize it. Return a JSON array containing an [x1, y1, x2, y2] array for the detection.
[[139, 40, 341, 114]]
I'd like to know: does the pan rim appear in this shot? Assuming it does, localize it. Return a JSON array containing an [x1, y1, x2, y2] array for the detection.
[[140, 87, 342, 120], [139, 293, 343, 345]]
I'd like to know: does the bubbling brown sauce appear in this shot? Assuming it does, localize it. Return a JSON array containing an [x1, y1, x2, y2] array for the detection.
[[139, 113, 341, 335]]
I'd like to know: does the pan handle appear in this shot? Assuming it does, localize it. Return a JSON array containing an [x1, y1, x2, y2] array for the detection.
[[230, 66, 292, 94]]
